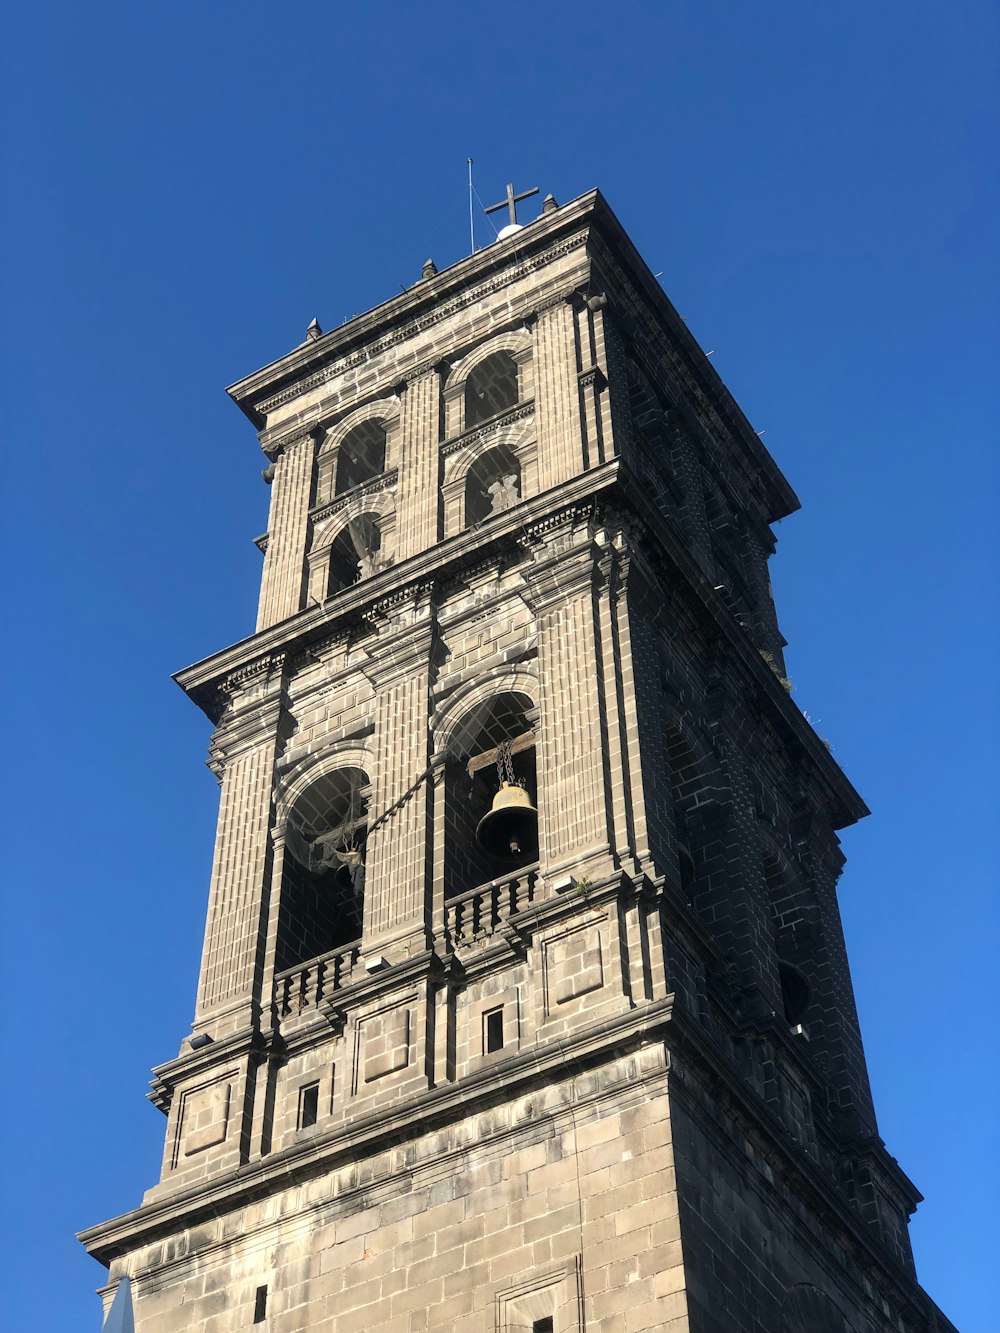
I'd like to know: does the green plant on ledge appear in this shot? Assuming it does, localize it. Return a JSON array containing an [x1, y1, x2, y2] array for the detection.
[[758, 648, 793, 692]]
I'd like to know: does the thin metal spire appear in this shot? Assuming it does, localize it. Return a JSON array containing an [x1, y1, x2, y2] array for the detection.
[[102, 1276, 135, 1333]]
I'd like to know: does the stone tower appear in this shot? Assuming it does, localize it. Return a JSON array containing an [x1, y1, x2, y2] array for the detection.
[[81, 191, 955, 1333]]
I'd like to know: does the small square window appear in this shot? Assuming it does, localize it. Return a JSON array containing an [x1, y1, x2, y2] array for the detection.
[[533, 1320, 554, 1333], [484, 1007, 504, 1054], [298, 1083, 319, 1129]]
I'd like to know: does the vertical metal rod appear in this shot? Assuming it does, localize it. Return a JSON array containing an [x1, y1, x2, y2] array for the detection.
[[467, 158, 475, 253]]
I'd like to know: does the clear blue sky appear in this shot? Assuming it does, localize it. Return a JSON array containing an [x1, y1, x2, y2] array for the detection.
[[1, 3, 996, 1330]]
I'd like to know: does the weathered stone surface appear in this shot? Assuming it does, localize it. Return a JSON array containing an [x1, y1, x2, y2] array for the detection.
[[80, 191, 955, 1333]]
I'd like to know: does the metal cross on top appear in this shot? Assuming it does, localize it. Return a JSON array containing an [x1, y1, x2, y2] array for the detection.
[[485, 182, 539, 228]]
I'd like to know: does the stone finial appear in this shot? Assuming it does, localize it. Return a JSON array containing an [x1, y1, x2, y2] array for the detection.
[[542, 193, 558, 214], [422, 258, 438, 279], [306, 317, 322, 341]]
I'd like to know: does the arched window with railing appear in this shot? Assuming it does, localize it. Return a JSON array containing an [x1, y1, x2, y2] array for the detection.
[[278, 767, 370, 971], [443, 692, 538, 901]]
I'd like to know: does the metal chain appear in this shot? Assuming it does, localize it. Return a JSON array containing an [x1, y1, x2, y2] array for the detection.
[[495, 739, 516, 785]]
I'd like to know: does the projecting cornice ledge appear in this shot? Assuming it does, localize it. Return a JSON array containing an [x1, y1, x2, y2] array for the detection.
[[173, 461, 622, 722], [77, 995, 675, 1267], [226, 190, 602, 430]]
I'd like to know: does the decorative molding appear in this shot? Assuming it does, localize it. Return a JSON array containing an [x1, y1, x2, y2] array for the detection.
[[440, 402, 535, 458], [219, 652, 286, 698], [259, 424, 319, 462], [80, 999, 673, 1265], [254, 234, 588, 417], [310, 468, 399, 526], [532, 287, 581, 318], [362, 578, 436, 627], [173, 460, 621, 719], [578, 365, 607, 392], [517, 500, 599, 547], [147, 1029, 265, 1115]]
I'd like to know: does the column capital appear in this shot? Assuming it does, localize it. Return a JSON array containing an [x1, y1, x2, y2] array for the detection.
[[389, 357, 447, 396], [360, 583, 436, 690]]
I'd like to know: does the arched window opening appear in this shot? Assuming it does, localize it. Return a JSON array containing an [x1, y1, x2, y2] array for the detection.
[[444, 692, 537, 899], [335, 420, 386, 495], [465, 351, 518, 428], [327, 516, 383, 595], [779, 962, 811, 1026], [465, 445, 522, 527], [278, 768, 369, 971]]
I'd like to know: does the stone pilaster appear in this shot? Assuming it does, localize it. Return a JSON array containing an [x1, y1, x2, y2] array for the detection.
[[742, 523, 787, 670], [669, 413, 713, 571], [703, 683, 782, 1009], [533, 298, 584, 491], [394, 369, 441, 562], [594, 522, 668, 880], [360, 589, 434, 957], [525, 519, 612, 880], [256, 431, 317, 630], [193, 662, 284, 1033], [794, 808, 878, 1134]]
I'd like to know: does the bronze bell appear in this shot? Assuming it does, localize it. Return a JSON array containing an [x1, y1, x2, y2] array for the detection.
[[476, 781, 538, 859]]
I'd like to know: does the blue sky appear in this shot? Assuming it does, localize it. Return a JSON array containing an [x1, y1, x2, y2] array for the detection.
[[1, 3, 996, 1329]]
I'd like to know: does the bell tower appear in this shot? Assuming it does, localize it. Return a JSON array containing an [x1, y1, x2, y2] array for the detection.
[[81, 190, 955, 1333]]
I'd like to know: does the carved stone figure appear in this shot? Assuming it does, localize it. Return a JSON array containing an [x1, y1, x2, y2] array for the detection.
[[487, 472, 520, 514]]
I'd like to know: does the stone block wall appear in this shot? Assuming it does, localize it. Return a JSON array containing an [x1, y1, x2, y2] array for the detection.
[[81, 193, 955, 1333], [103, 1051, 689, 1333]]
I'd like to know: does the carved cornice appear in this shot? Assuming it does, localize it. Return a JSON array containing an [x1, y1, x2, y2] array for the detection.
[[79, 997, 673, 1265], [440, 401, 535, 459], [578, 365, 608, 392], [436, 547, 520, 602], [219, 652, 286, 698], [363, 578, 437, 626], [259, 424, 320, 463], [309, 468, 399, 526], [253, 235, 589, 419], [147, 1028, 266, 1114], [173, 462, 621, 721], [208, 692, 284, 778], [287, 626, 352, 674], [517, 499, 599, 547]]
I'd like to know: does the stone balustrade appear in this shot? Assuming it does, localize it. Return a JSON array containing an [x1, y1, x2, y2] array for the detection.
[[274, 940, 361, 1017], [445, 866, 538, 947]]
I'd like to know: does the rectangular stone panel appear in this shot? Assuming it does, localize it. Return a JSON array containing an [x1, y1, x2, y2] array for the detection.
[[545, 924, 605, 1007], [360, 1003, 411, 1084], [176, 1078, 232, 1161]]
